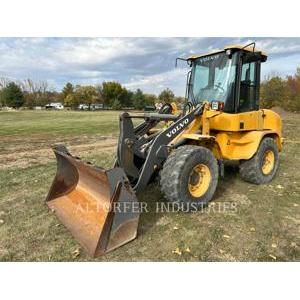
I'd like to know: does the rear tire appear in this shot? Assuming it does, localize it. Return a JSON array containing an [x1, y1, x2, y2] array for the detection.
[[239, 137, 279, 184], [160, 145, 219, 211]]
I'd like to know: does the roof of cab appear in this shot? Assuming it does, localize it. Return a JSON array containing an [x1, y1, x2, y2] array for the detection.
[[187, 44, 268, 60]]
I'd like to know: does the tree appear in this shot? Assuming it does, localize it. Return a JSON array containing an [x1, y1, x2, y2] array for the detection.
[[0, 78, 11, 107], [158, 88, 175, 103], [95, 84, 104, 105], [285, 67, 300, 111], [2, 82, 24, 108], [0, 90, 4, 107], [64, 93, 78, 109], [101, 81, 125, 108], [260, 68, 300, 112], [174, 96, 185, 105], [74, 85, 98, 110], [144, 93, 157, 106], [0, 77, 10, 90], [62, 82, 74, 103], [112, 99, 122, 110], [132, 89, 146, 110], [120, 89, 133, 107], [21, 79, 51, 107], [260, 77, 289, 109], [24, 92, 36, 108]]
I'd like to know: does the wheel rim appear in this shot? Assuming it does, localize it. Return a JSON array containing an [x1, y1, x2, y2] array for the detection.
[[188, 163, 211, 197], [262, 150, 275, 175]]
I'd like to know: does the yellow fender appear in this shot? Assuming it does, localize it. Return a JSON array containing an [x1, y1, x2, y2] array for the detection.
[[214, 130, 282, 160]]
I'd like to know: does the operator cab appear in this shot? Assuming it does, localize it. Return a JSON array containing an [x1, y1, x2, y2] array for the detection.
[[186, 44, 267, 113]]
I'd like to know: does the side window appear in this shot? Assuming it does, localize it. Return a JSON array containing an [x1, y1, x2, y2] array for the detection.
[[192, 65, 209, 101], [239, 61, 258, 112]]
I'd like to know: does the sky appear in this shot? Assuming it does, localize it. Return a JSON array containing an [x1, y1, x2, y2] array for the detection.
[[1, 37, 300, 96]]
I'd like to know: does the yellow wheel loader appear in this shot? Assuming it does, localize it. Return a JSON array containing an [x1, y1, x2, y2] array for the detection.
[[46, 43, 283, 257]]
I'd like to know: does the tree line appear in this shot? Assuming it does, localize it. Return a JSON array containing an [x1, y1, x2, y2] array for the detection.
[[1, 69, 300, 111], [0, 78, 59, 109], [0, 78, 184, 110], [260, 67, 300, 112]]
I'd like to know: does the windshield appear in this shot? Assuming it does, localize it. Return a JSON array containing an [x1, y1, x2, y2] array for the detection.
[[189, 52, 238, 107]]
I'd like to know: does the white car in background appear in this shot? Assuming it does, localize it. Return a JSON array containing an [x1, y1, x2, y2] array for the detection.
[[78, 104, 89, 110], [45, 102, 64, 110]]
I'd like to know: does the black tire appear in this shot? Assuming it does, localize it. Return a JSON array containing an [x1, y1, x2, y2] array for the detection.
[[160, 145, 219, 211], [239, 137, 279, 184]]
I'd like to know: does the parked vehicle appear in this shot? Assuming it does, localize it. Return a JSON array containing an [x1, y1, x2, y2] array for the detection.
[[45, 102, 64, 110], [78, 104, 89, 110], [90, 103, 104, 110]]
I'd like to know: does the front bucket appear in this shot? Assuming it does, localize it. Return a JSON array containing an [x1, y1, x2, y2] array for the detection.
[[46, 145, 139, 257]]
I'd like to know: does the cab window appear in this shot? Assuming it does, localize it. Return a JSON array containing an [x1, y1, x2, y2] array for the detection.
[[238, 61, 258, 112]]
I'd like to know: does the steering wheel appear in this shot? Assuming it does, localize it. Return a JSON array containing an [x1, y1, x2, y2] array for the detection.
[[214, 83, 224, 91]]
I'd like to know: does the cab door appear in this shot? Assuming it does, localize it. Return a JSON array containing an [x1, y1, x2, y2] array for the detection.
[[238, 59, 260, 112]]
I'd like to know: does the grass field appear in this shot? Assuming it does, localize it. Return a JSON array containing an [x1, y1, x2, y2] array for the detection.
[[0, 110, 299, 261]]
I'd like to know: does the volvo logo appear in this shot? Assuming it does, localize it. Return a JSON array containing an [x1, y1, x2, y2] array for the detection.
[[166, 118, 189, 138]]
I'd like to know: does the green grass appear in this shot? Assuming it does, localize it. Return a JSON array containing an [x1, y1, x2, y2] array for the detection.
[[0, 110, 299, 261], [0, 110, 121, 137]]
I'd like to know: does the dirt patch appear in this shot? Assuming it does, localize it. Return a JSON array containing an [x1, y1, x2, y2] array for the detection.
[[0, 137, 117, 170], [0, 134, 115, 154]]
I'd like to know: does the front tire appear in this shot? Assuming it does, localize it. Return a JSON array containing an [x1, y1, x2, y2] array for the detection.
[[239, 137, 279, 184], [160, 145, 219, 211]]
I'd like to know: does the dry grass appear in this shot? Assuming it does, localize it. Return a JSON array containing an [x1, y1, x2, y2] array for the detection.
[[0, 110, 299, 261]]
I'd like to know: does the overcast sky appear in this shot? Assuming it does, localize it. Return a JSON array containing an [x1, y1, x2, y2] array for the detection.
[[1, 37, 300, 96]]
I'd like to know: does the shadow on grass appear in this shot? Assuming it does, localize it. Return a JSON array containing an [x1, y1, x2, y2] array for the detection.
[[214, 164, 240, 200], [137, 182, 166, 236], [139, 165, 241, 235]]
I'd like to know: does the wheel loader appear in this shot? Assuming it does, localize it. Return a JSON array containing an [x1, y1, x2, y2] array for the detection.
[[46, 43, 283, 257]]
